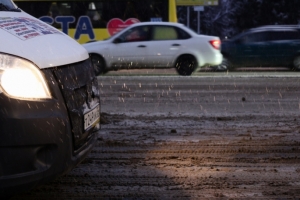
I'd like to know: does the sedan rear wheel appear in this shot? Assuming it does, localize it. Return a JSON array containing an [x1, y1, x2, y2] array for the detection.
[[175, 55, 197, 76], [292, 56, 300, 71], [90, 54, 107, 76]]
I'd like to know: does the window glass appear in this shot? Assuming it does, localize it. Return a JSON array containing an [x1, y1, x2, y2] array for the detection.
[[269, 30, 300, 41], [1, 0, 16, 8], [153, 26, 178, 40], [15, 0, 168, 29], [119, 25, 150, 42], [240, 32, 268, 43], [176, 27, 191, 39]]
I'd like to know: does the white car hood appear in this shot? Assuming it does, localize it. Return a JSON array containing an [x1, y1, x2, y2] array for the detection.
[[83, 39, 111, 48], [0, 11, 88, 69]]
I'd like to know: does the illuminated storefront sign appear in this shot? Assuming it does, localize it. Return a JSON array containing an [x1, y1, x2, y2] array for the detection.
[[39, 16, 139, 41]]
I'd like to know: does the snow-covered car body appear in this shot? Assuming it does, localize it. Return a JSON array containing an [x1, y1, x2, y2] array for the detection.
[[83, 22, 223, 76], [0, 0, 100, 197]]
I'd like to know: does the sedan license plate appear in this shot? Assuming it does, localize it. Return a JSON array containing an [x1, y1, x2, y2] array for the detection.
[[84, 105, 100, 130]]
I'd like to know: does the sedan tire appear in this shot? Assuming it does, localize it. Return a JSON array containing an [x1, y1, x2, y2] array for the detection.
[[175, 55, 197, 76], [292, 55, 300, 71], [90, 54, 107, 75]]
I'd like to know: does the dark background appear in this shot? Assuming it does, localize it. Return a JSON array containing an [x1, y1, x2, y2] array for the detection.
[[177, 0, 300, 39]]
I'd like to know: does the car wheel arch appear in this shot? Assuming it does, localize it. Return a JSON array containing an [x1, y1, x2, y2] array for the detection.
[[176, 51, 202, 65]]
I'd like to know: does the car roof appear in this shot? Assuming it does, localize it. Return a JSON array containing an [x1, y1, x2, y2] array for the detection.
[[128, 21, 185, 27], [248, 25, 300, 32], [107, 21, 194, 39], [227, 25, 300, 41]]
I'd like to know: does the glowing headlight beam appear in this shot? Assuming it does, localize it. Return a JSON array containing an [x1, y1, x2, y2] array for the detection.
[[0, 54, 51, 99]]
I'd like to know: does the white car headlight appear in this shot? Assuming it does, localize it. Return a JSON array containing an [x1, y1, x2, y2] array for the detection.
[[0, 54, 51, 99]]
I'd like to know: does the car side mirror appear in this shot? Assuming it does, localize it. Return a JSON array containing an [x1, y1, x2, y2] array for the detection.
[[113, 38, 122, 44]]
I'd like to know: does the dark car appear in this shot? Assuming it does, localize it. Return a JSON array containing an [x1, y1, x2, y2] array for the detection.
[[218, 25, 300, 71]]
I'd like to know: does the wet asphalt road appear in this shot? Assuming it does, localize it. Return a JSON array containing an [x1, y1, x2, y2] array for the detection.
[[102, 66, 300, 77], [11, 68, 300, 199]]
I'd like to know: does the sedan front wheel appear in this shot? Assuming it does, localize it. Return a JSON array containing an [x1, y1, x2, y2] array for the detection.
[[90, 54, 107, 76]]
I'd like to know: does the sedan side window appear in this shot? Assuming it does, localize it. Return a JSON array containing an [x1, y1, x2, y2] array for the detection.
[[152, 26, 178, 40], [269, 30, 300, 41], [118, 26, 150, 43], [176, 27, 191, 39], [240, 32, 267, 43]]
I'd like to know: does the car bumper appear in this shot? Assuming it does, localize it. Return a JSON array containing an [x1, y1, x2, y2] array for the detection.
[[0, 59, 100, 197], [0, 95, 98, 197], [206, 53, 223, 66], [196, 51, 223, 70]]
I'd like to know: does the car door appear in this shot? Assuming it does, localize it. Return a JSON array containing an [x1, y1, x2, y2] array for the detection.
[[233, 32, 267, 67], [109, 25, 150, 68], [144, 25, 182, 67], [265, 30, 300, 66], [248, 31, 277, 66]]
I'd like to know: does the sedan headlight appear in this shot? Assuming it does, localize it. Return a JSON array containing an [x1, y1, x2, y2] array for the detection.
[[0, 54, 51, 99]]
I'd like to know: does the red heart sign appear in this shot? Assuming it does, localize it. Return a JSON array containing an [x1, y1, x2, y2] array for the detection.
[[107, 18, 140, 36]]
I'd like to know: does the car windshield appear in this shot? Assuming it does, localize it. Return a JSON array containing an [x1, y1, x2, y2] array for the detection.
[[0, 0, 16, 10]]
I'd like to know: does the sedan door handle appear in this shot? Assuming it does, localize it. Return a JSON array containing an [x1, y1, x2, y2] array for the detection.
[[172, 44, 181, 46], [138, 45, 146, 48]]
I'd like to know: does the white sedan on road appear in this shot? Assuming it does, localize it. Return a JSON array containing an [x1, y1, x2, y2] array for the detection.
[[83, 22, 223, 76]]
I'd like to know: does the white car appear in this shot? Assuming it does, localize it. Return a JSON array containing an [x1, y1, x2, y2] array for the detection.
[[0, 0, 100, 197], [83, 22, 223, 76]]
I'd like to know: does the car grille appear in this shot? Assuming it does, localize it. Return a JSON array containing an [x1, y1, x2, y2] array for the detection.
[[48, 59, 100, 152]]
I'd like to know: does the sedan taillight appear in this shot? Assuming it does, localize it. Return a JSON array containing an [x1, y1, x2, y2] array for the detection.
[[209, 40, 221, 50]]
